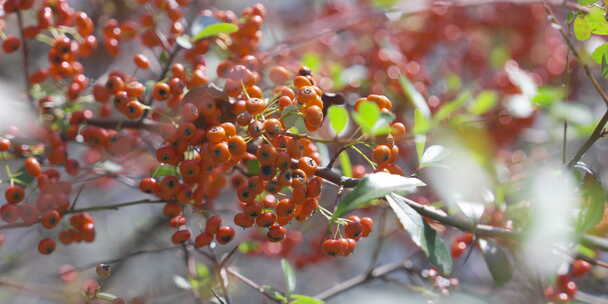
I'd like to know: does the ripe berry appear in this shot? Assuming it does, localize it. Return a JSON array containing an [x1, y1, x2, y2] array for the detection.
[[267, 224, 287, 242], [216, 226, 235, 244], [133, 54, 151, 69], [205, 216, 222, 234], [360, 217, 373, 237], [38, 238, 56, 255], [139, 177, 159, 194], [0, 204, 19, 223], [24, 157, 42, 177], [451, 240, 467, 259], [344, 216, 363, 239], [322, 239, 340, 256], [234, 212, 254, 228], [195, 232, 214, 248], [0, 138, 11, 151], [255, 212, 276, 228], [372, 145, 392, 164], [571, 259, 592, 278], [171, 229, 191, 244], [41, 210, 62, 229], [2, 36, 21, 53], [5, 185, 25, 204]]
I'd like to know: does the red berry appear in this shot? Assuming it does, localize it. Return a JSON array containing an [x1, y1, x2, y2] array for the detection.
[[38, 238, 56, 255], [205, 216, 222, 234], [571, 260, 592, 278], [2, 36, 21, 53], [216, 226, 235, 244], [195, 232, 213, 248], [234, 212, 254, 228], [24, 157, 42, 177], [171, 229, 191, 244], [5, 185, 25, 204], [451, 240, 467, 259]]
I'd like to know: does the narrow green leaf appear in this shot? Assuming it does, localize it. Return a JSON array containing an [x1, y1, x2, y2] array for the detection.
[[479, 239, 513, 287], [468, 90, 498, 115], [281, 259, 296, 294], [192, 23, 238, 41], [334, 173, 425, 218], [591, 43, 608, 64], [399, 76, 430, 118], [434, 91, 470, 122], [290, 294, 326, 304], [152, 164, 178, 179], [575, 244, 597, 258], [386, 193, 452, 273], [13, 166, 35, 187], [327, 105, 349, 134], [415, 134, 426, 162], [339, 151, 352, 177], [532, 87, 566, 107], [578, 0, 597, 4], [574, 15, 592, 40], [413, 109, 430, 135]]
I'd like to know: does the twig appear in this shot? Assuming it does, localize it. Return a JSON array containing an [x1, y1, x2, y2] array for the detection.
[[16, 10, 33, 104], [316, 261, 407, 300], [225, 268, 283, 303]]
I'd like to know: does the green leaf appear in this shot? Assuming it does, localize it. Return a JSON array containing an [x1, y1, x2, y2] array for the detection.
[[415, 134, 426, 162], [602, 53, 608, 78], [281, 259, 296, 294], [190, 15, 220, 36], [413, 108, 430, 135], [591, 43, 608, 64], [339, 151, 352, 177], [353, 101, 380, 135], [13, 166, 35, 187], [290, 294, 326, 304], [578, 0, 597, 4], [587, 7, 608, 34], [399, 76, 430, 118], [192, 23, 238, 41], [281, 104, 305, 132], [238, 241, 259, 254], [327, 105, 349, 134], [196, 263, 210, 278], [159, 51, 169, 66], [372, 0, 398, 9], [386, 193, 452, 274], [468, 90, 498, 115], [301, 52, 321, 73], [152, 164, 178, 179], [334, 173, 425, 218], [420, 145, 449, 168], [576, 244, 597, 258], [574, 15, 592, 40], [479, 239, 513, 287], [532, 86, 566, 107], [434, 91, 470, 122], [575, 164, 606, 235], [246, 159, 261, 175]]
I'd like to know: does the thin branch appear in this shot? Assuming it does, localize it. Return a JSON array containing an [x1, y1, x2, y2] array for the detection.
[[16, 10, 33, 104], [225, 268, 283, 304]]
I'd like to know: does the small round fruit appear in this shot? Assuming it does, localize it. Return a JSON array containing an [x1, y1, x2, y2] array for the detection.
[[216, 226, 235, 244]]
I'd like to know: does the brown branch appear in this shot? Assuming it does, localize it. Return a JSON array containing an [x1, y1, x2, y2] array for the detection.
[[16, 10, 33, 104], [225, 268, 283, 304], [316, 261, 408, 301]]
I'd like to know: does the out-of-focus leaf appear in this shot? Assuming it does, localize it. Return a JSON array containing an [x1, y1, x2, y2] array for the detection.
[[372, 0, 398, 9], [575, 244, 597, 258], [13, 166, 35, 186], [420, 145, 449, 169], [479, 239, 513, 287], [281, 105, 305, 132], [550, 102, 593, 125], [334, 173, 425, 218], [578, 0, 597, 5], [588, 7, 608, 34], [96, 292, 119, 301], [532, 87, 566, 107], [353, 101, 392, 135], [174, 275, 192, 290], [400, 76, 430, 118], [434, 91, 470, 122], [290, 294, 326, 304], [327, 105, 349, 134], [591, 43, 608, 65], [574, 15, 592, 40], [192, 23, 238, 41], [339, 151, 352, 177], [152, 164, 178, 179], [415, 134, 426, 162], [469, 90, 498, 115], [574, 162, 606, 235], [246, 159, 261, 175], [414, 109, 430, 135], [386, 193, 453, 274], [301, 52, 321, 73], [281, 259, 296, 294]]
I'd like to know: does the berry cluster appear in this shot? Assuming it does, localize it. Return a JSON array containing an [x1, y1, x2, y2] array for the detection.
[[544, 260, 592, 303]]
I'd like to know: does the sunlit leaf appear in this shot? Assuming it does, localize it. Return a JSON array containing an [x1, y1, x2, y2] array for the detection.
[[532, 87, 566, 107], [434, 91, 470, 122], [192, 23, 238, 41], [152, 164, 178, 179], [327, 105, 349, 134], [414, 109, 430, 135], [339, 151, 352, 177], [281, 259, 296, 294], [246, 159, 261, 175], [420, 145, 449, 168], [574, 15, 592, 40], [334, 173, 425, 218], [468, 90, 498, 115], [301, 52, 321, 73], [290, 294, 326, 304]]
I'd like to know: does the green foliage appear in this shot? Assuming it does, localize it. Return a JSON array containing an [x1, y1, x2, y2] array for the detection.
[[574, 163, 607, 236], [574, 14, 593, 40], [532, 87, 566, 107], [246, 159, 261, 176], [152, 164, 178, 179], [327, 105, 349, 134], [419, 145, 449, 169], [281, 104, 306, 132], [353, 101, 395, 135], [339, 151, 352, 177], [281, 259, 296, 294], [433, 91, 470, 122], [469, 90, 498, 115], [289, 294, 326, 304], [479, 239, 513, 287], [386, 194, 453, 274], [333, 172, 425, 218], [301, 52, 321, 73], [400, 76, 430, 118], [192, 23, 238, 41]]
